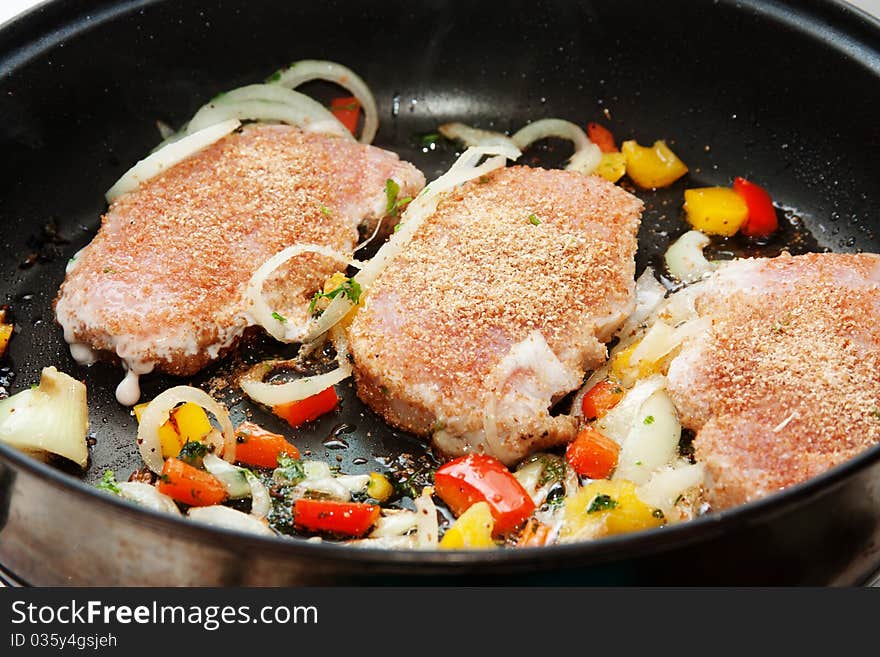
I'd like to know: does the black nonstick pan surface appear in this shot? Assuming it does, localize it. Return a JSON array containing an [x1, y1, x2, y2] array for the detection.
[[1, 0, 880, 585]]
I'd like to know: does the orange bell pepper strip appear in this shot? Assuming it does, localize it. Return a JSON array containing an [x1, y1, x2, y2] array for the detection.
[[293, 499, 380, 537], [565, 427, 620, 479], [234, 421, 299, 469], [330, 96, 361, 135], [272, 386, 339, 428], [158, 457, 227, 507], [434, 454, 535, 536], [587, 122, 618, 153], [581, 379, 624, 420]]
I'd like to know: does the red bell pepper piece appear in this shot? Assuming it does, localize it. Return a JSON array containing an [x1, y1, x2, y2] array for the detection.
[[733, 177, 778, 237], [587, 122, 618, 153], [293, 499, 380, 537], [272, 386, 339, 428], [434, 454, 535, 536], [234, 421, 299, 469], [581, 379, 624, 420], [565, 427, 620, 479], [158, 457, 227, 507], [330, 96, 361, 135]]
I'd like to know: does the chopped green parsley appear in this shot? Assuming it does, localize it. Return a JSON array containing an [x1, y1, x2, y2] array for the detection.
[[309, 277, 362, 315], [587, 494, 618, 514], [385, 179, 412, 218], [96, 470, 121, 495], [643, 415, 655, 425], [528, 214, 541, 226], [271, 311, 287, 323]]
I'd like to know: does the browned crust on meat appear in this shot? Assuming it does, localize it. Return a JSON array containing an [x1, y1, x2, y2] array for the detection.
[[56, 124, 424, 376], [666, 252, 880, 510], [347, 166, 643, 454]]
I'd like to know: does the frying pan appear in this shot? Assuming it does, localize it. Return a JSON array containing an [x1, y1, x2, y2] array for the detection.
[[1, 0, 879, 586]]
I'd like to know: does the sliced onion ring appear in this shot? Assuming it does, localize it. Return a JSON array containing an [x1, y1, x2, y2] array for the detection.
[[270, 60, 379, 145], [106, 119, 241, 202], [438, 122, 518, 149], [301, 144, 521, 343], [239, 358, 351, 407], [186, 84, 351, 139], [244, 244, 352, 343], [511, 118, 602, 175], [137, 386, 235, 474], [245, 471, 271, 519]]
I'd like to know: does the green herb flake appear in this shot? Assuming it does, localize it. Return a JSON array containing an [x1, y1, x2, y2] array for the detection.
[[643, 415, 655, 425], [320, 205, 332, 217], [393, 223, 402, 233], [96, 470, 121, 495], [528, 214, 541, 226], [177, 440, 208, 467], [587, 494, 618, 514], [384, 179, 411, 218], [870, 407, 880, 420], [635, 460, 643, 466], [308, 277, 362, 315], [274, 453, 306, 485], [538, 456, 566, 486], [420, 133, 440, 146], [266, 70, 283, 83], [271, 311, 287, 323]]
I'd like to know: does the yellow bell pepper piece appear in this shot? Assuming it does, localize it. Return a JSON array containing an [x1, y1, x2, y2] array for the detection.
[[439, 501, 496, 550], [683, 187, 749, 237], [594, 152, 627, 183], [621, 140, 688, 189], [0, 323, 12, 359], [367, 472, 394, 502], [610, 340, 662, 386], [562, 479, 663, 539], [133, 401, 211, 458]]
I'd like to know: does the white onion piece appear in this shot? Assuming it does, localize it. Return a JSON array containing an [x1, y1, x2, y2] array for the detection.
[[303, 460, 332, 479], [292, 478, 351, 502], [512, 118, 592, 151], [137, 386, 235, 474], [116, 482, 181, 515], [186, 84, 350, 139], [511, 118, 601, 174], [665, 230, 717, 283], [369, 510, 420, 538], [414, 487, 439, 548], [245, 471, 271, 519], [302, 144, 520, 343], [616, 268, 667, 341], [636, 462, 705, 520], [565, 142, 603, 175], [270, 60, 379, 144], [239, 358, 349, 407], [595, 375, 667, 445], [336, 474, 370, 494], [438, 122, 518, 149], [244, 244, 351, 343], [614, 389, 681, 485], [187, 505, 274, 536], [105, 119, 240, 202], [203, 453, 251, 499]]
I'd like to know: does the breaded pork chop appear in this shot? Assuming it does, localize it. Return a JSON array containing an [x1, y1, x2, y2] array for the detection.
[[346, 166, 643, 465], [56, 124, 425, 388], [665, 252, 880, 510]]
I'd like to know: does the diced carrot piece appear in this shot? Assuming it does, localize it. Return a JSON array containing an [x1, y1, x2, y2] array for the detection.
[[234, 421, 299, 468], [581, 379, 624, 420], [566, 428, 620, 479], [158, 457, 227, 507], [587, 122, 618, 153]]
